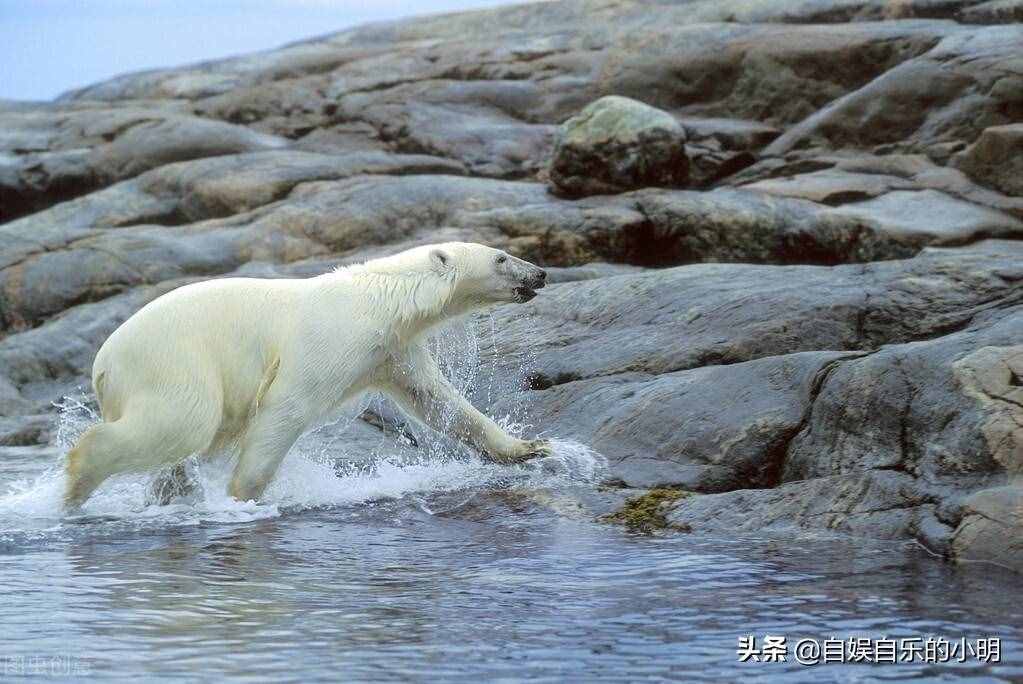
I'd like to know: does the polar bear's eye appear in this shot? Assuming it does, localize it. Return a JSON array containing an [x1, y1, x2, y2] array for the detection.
[[496, 255, 507, 264]]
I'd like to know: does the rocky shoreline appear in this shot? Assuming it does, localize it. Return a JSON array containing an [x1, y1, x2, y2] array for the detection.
[[2, 0, 1022, 570]]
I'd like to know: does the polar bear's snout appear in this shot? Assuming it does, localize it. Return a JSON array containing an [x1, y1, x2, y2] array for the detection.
[[516, 269, 546, 302], [528, 268, 547, 289], [505, 255, 547, 303]]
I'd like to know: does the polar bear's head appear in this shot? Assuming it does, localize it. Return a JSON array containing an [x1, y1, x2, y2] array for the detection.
[[355, 242, 547, 321], [427, 242, 548, 307]]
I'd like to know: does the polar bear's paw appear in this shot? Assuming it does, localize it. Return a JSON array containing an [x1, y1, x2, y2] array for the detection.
[[489, 439, 552, 465], [527, 443, 552, 458], [522, 439, 554, 460]]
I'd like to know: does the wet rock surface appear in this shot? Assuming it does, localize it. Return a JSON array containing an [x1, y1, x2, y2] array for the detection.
[[3, 0, 1023, 571]]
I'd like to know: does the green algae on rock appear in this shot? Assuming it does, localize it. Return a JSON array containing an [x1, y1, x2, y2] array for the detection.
[[602, 488, 693, 534]]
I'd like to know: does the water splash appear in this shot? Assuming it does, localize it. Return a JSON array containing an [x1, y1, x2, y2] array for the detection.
[[0, 437, 605, 537], [51, 391, 99, 449], [524, 438, 608, 485]]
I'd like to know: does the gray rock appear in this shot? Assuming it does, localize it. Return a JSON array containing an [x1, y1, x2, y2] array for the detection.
[[0, 414, 52, 446], [0, 106, 288, 221], [666, 470, 937, 541], [825, 189, 1023, 244], [90, 116, 288, 182], [951, 486, 1023, 572], [734, 152, 1023, 220], [478, 248, 1023, 496], [676, 118, 780, 187], [6, 14, 975, 214], [0, 375, 33, 416], [678, 118, 780, 151], [521, 351, 856, 491], [765, 26, 1023, 160], [336, 80, 557, 180], [18, 171, 1005, 334], [958, 0, 1023, 23], [0, 157, 467, 331], [742, 168, 915, 205], [544, 263, 647, 284], [782, 312, 1023, 484], [952, 124, 1023, 198], [548, 96, 688, 197]]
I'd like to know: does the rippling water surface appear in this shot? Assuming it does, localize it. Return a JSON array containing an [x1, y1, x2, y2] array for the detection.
[[2, 433, 1021, 682], [1, 324, 1021, 682]]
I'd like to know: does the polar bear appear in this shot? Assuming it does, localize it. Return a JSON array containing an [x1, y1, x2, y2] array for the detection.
[[64, 242, 550, 509]]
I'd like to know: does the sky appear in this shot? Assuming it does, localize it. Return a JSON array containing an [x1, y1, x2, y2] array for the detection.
[[0, 0, 526, 101]]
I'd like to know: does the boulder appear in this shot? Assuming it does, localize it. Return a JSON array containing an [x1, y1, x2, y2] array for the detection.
[[548, 96, 688, 197]]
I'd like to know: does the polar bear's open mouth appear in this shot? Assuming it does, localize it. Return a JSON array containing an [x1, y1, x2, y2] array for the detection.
[[514, 286, 538, 302]]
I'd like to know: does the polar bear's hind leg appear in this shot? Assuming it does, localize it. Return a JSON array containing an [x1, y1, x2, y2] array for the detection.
[[64, 394, 220, 510]]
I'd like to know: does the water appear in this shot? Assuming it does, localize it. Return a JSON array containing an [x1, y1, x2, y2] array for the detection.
[[1, 442, 1021, 682], [1, 321, 1021, 682]]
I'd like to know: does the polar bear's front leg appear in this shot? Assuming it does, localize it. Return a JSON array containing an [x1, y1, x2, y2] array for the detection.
[[229, 400, 308, 502], [379, 345, 551, 464]]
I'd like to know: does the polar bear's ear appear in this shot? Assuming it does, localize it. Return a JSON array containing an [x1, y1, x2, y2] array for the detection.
[[429, 248, 451, 272]]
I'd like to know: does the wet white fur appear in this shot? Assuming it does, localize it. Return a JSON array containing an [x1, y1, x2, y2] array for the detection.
[[64, 242, 548, 507]]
